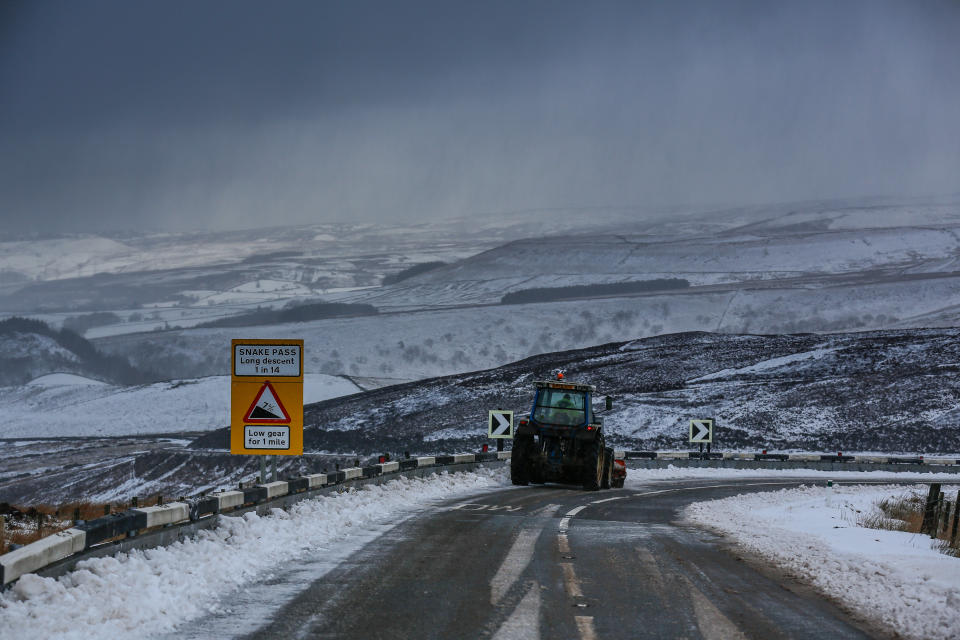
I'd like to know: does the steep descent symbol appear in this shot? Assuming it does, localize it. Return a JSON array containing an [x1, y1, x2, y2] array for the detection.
[[244, 381, 291, 424]]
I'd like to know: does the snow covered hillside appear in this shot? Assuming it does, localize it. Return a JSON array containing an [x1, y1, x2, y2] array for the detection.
[[0, 373, 360, 438], [188, 328, 960, 455]]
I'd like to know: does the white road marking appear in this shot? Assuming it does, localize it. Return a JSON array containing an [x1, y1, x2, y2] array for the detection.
[[590, 496, 626, 504], [492, 581, 542, 640], [557, 534, 571, 554], [574, 615, 598, 640], [566, 505, 589, 516], [686, 579, 747, 640], [490, 504, 559, 606], [450, 503, 523, 512], [560, 562, 583, 597], [490, 529, 540, 605], [529, 503, 561, 517], [558, 517, 571, 534]]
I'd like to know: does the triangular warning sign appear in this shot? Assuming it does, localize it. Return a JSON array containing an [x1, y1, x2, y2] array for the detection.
[[244, 381, 291, 424]]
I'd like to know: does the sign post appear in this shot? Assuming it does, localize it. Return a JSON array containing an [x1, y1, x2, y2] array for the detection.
[[231, 339, 304, 457]]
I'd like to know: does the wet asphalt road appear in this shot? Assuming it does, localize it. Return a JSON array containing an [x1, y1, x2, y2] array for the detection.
[[235, 477, 890, 640]]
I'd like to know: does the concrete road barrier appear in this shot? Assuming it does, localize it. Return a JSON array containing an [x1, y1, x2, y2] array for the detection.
[[305, 473, 328, 489], [132, 503, 190, 529], [1, 529, 85, 586], [341, 467, 363, 481], [212, 490, 244, 511], [259, 481, 289, 500]]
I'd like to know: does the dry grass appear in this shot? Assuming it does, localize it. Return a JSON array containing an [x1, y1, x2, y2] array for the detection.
[[858, 489, 960, 557]]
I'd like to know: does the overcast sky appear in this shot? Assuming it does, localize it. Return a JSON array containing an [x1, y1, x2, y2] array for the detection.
[[1, 0, 958, 234]]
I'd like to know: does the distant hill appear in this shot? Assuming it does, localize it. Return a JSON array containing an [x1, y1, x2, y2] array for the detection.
[[192, 328, 960, 455], [0, 317, 150, 385], [196, 302, 378, 328], [382, 261, 446, 285]]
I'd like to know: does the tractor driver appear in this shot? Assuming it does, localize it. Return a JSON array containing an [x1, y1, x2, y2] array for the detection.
[[554, 393, 576, 424]]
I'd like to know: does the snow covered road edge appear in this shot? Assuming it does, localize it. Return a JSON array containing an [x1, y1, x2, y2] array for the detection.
[[0, 466, 511, 639], [1, 454, 510, 588], [684, 483, 960, 640]]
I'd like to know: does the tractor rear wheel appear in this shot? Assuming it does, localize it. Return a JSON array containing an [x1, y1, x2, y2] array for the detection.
[[601, 447, 613, 489], [582, 437, 605, 491], [511, 436, 533, 486]]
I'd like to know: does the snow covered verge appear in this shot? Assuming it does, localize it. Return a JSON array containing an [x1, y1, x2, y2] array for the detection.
[[0, 467, 509, 639], [684, 483, 960, 640]]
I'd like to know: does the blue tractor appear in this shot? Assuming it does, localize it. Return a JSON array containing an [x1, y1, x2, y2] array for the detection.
[[511, 375, 613, 491]]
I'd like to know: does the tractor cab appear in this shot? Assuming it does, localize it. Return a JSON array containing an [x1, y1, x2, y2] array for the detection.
[[530, 379, 596, 427], [531, 382, 593, 427]]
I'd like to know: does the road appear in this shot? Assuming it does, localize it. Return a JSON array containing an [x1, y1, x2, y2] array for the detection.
[[183, 476, 891, 640]]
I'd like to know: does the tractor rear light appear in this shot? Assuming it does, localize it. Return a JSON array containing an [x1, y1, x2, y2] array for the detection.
[[519, 419, 528, 426], [586, 426, 594, 431]]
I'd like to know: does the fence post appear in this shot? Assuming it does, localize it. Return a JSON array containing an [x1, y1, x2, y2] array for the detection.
[[921, 483, 941, 534], [157, 495, 163, 506], [73, 507, 80, 524], [104, 504, 111, 516], [952, 491, 960, 547], [36, 510, 43, 537], [935, 491, 945, 538]]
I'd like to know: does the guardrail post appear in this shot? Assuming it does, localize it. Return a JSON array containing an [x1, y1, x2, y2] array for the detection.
[[922, 484, 940, 534]]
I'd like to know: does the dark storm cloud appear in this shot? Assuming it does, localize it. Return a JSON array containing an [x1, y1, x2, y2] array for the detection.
[[1, 0, 959, 233]]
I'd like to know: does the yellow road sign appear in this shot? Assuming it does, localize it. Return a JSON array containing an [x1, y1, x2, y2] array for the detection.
[[231, 339, 304, 455]]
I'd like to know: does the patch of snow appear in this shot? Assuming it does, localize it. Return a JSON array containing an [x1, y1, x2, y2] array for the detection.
[[688, 347, 839, 382], [26, 373, 107, 387]]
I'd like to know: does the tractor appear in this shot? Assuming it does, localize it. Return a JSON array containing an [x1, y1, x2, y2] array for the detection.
[[510, 374, 615, 491]]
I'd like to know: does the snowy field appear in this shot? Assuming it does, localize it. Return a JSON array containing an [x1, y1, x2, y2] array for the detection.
[[0, 373, 361, 437], [683, 478, 960, 640], [0, 468, 510, 639]]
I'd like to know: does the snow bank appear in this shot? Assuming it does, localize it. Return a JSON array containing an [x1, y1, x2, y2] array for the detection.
[[623, 465, 960, 484], [0, 468, 509, 639], [684, 483, 960, 640]]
